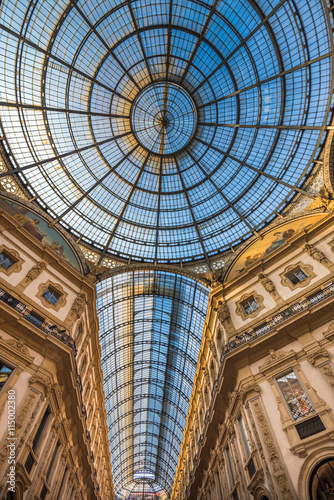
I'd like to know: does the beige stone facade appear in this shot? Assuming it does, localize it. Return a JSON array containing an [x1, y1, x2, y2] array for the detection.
[[172, 211, 334, 500], [0, 208, 114, 499]]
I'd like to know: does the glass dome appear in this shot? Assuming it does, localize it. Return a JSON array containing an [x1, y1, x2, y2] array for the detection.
[[0, 0, 333, 264]]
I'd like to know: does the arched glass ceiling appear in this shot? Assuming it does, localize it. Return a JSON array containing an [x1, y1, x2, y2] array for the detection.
[[96, 270, 209, 498], [0, 0, 333, 264]]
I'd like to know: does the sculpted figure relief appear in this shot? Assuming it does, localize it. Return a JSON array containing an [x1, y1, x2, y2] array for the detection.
[[70, 293, 86, 319], [24, 261, 47, 283], [304, 243, 332, 267], [217, 300, 230, 323], [258, 272, 282, 303]]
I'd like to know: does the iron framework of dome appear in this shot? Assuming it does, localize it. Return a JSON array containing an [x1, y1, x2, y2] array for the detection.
[[0, 0, 333, 265]]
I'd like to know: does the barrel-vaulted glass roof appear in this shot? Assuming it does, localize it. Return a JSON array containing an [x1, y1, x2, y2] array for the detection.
[[0, 0, 333, 264], [96, 270, 209, 498]]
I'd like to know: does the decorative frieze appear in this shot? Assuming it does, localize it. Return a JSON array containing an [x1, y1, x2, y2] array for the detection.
[[0, 336, 34, 364], [259, 349, 296, 375]]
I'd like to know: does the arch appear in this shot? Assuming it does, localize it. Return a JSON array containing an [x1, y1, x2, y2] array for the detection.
[[298, 447, 334, 499]]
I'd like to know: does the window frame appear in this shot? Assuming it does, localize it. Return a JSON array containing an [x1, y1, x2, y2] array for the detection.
[[275, 368, 316, 422], [0, 245, 23, 276], [280, 261, 315, 290]]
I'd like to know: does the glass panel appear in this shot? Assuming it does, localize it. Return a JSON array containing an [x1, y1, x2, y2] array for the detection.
[[310, 459, 334, 500], [276, 371, 315, 421], [237, 415, 251, 457], [0, 0, 332, 263], [0, 362, 13, 390], [242, 298, 259, 315], [286, 267, 308, 285], [43, 287, 61, 305], [0, 251, 16, 270], [96, 270, 209, 498]]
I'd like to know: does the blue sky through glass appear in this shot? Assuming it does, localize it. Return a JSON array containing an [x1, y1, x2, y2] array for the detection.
[[0, 0, 333, 264]]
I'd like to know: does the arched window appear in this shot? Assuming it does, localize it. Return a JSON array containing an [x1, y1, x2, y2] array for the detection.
[[309, 458, 334, 499]]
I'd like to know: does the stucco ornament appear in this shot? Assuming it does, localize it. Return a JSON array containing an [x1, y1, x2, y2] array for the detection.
[[24, 261, 47, 283]]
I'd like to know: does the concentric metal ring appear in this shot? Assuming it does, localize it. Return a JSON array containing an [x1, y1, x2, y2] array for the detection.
[[131, 82, 197, 155]]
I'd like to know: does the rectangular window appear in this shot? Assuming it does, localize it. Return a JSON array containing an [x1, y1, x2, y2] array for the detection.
[[80, 356, 86, 374], [286, 266, 308, 285], [276, 370, 315, 421], [40, 484, 47, 500], [0, 250, 16, 270], [33, 407, 50, 453], [247, 457, 256, 479], [75, 324, 82, 340], [241, 298, 259, 315], [295, 416, 325, 439], [43, 287, 61, 305], [46, 441, 60, 483], [25, 452, 34, 474], [57, 467, 68, 500], [216, 469, 223, 500], [237, 414, 251, 458], [225, 445, 235, 486], [0, 362, 13, 390]]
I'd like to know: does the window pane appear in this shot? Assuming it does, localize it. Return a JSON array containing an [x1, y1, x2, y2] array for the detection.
[[286, 267, 308, 285], [0, 363, 13, 389], [242, 298, 258, 315], [0, 251, 16, 270], [276, 371, 315, 421], [43, 287, 61, 305]]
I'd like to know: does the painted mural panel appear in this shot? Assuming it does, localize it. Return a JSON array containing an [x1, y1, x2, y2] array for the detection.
[[0, 197, 81, 271], [227, 213, 327, 279]]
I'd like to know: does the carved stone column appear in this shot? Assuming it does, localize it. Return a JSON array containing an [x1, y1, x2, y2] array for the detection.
[[248, 398, 295, 499], [245, 401, 277, 498]]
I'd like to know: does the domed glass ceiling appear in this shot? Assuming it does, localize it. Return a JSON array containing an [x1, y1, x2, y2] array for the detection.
[[0, 0, 333, 264]]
